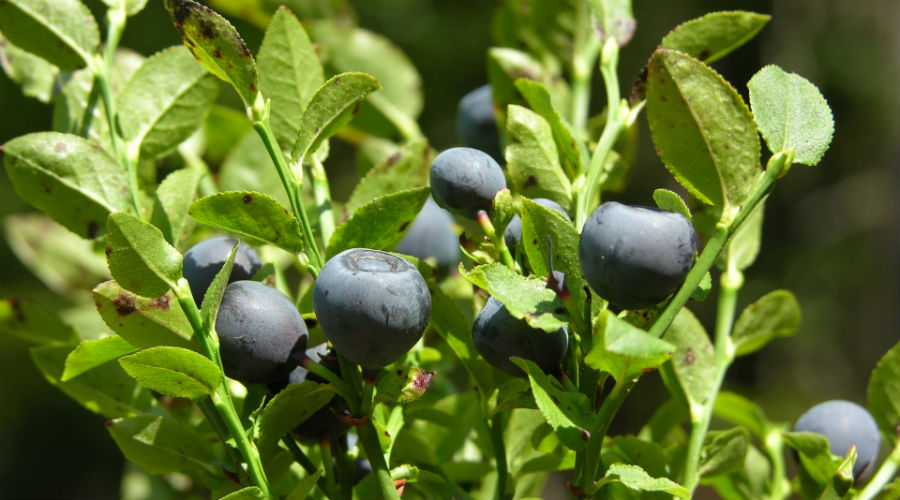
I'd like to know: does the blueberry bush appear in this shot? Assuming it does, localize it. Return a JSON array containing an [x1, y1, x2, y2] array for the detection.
[[0, 1, 898, 499]]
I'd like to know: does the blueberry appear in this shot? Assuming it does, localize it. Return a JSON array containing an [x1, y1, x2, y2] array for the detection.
[[579, 202, 696, 310], [183, 236, 262, 305], [504, 198, 569, 257], [313, 249, 431, 368], [395, 198, 459, 274], [794, 400, 881, 480], [472, 297, 568, 377], [457, 84, 502, 162], [430, 147, 507, 220], [216, 281, 308, 384], [281, 344, 350, 443]]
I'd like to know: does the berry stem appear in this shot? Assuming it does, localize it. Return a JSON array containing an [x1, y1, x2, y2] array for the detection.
[[682, 261, 743, 495], [321, 439, 337, 498], [855, 438, 900, 500], [575, 39, 626, 230], [488, 412, 509, 500], [578, 372, 631, 493], [251, 116, 324, 275], [173, 280, 273, 498], [358, 420, 402, 500], [476, 210, 516, 270], [764, 425, 790, 500], [92, 7, 143, 219]]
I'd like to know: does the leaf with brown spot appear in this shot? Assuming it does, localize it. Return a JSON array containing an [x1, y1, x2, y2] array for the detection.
[[163, 0, 258, 107], [189, 191, 305, 253], [660, 308, 714, 417], [94, 281, 195, 350], [661, 11, 771, 64], [0, 298, 78, 345], [345, 138, 431, 214]]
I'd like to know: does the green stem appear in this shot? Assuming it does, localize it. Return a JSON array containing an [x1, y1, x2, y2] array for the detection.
[[308, 157, 336, 246], [302, 357, 357, 409], [764, 426, 789, 500], [358, 420, 401, 500], [334, 438, 355, 500], [579, 375, 632, 492], [855, 438, 900, 500], [575, 39, 624, 230], [92, 7, 142, 218], [173, 280, 273, 498], [488, 413, 509, 500], [682, 264, 742, 494], [571, 38, 602, 136], [252, 117, 323, 274], [476, 210, 515, 270], [321, 439, 337, 498]]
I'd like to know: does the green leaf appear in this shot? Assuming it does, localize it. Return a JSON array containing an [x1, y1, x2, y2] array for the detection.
[[721, 202, 764, 272], [817, 448, 856, 500], [646, 48, 760, 209], [585, 311, 675, 381], [217, 487, 266, 500], [699, 427, 749, 478], [307, 20, 422, 119], [345, 139, 431, 214], [661, 11, 771, 64], [652, 189, 692, 222], [691, 271, 712, 302], [62, 336, 137, 381], [3, 132, 132, 238], [707, 444, 772, 500], [256, 381, 334, 457], [189, 191, 305, 253], [150, 166, 206, 249], [117, 46, 219, 160], [0, 0, 99, 71], [602, 436, 670, 480], [376, 366, 435, 405], [164, 0, 259, 107], [0, 298, 79, 344], [603, 463, 690, 498], [748, 65, 834, 166], [661, 308, 715, 416], [290, 72, 381, 164], [258, 6, 324, 153], [519, 196, 588, 314], [285, 470, 324, 500], [0, 34, 59, 102], [713, 391, 770, 439], [732, 290, 801, 357], [783, 431, 843, 496], [5, 214, 109, 294], [119, 346, 223, 399], [326, 186, 429, 258], [512, 357, 594, 451], [107, 415, 219, 475], [515, 78, 583, 178], [93, 280, 195, 349], [101, 0, 149, 17], [463, 263, 568, 332], [486, 377, 535, 416], [588, 0, 636, 46], [868, 340, 900, 445], [505, 104, 572, 209], [31, 343, 151, 417], [200, 242, 237, 329], [106, 212, 183, 298]]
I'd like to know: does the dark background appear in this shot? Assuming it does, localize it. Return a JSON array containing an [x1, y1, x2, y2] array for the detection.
[[0, 0, 897, 498]]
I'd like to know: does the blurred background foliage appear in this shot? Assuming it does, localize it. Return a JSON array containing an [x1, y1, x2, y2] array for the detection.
[[0, 0, 897, 498]]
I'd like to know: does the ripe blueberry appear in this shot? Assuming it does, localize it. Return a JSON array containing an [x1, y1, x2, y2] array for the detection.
[[794, 400, 881, 480], [395, 198, 459, 274], [504, 198, 569, 257], [216, 281, 308, 384], [313, 249, 431, 368], [456, 84, 502, 162], [279, 344, 350, 443], [430, 147, 507, 220], [183, 236, 262, 304], [579, 202, 696, 310], [472, 297, 568, 377]]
